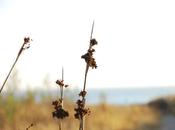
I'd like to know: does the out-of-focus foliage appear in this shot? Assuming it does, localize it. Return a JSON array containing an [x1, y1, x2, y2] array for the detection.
[[0, 92, 164, 130], [1, 70, 175, 130]]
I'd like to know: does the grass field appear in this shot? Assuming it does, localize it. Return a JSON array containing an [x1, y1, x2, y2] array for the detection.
[[1, 91, 174, 130]]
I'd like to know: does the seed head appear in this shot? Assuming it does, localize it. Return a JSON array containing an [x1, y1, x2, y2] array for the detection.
[[56, 79, 69, 88], [52, 108, 69, 119], [90, 38, 98, 46], [81, 38, 98, 69], [56, 80, 64, 87], [79, 90, 87, 97], [52, 100, 69, 119], [23, 37, 32, 50], [74, 106, 91, 119]]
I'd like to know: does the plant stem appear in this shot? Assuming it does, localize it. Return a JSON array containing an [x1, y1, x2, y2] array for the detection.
[[83, 65, 89, 91], [61, 67, 64, 106], [58, 120, 62, 130], [59, 67, 64, 130], [81, 58, 89, 130], [87, 20, 94, 50], [0, 55, 20, 94], [0, 40, 27, 94], [60, 86, 63, 106], [80, 21, 95, 130], [79, 117, 84, 130]]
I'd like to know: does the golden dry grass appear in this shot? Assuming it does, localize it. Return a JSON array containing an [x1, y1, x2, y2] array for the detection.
[[0, 97, 162, 130]]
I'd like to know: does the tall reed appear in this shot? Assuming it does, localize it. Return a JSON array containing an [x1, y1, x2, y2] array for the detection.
[[74, 21, 98, 130], [0, 37, 32, 94], [52, 67, 69, 130]]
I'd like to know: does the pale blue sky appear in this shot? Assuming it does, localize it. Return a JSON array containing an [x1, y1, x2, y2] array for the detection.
[[0, 0, 175, 90]]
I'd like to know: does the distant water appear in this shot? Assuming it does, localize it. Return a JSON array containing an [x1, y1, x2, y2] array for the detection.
[[13, 87, 175, 105], [85, 87, 175, 105]]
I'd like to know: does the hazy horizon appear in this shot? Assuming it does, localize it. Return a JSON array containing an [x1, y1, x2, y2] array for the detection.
[[1, 0, 175, 90]]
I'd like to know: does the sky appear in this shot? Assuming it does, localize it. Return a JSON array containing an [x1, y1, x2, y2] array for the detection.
[[0, 0, 175, 90]]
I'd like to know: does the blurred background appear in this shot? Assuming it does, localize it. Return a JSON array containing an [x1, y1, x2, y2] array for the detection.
[[0, 69, 175, 130], [1, 0, 175, 130]]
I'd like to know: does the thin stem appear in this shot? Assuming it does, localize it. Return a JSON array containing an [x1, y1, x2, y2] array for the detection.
[[62, 67, 64, 81], [80, 21, 95, 130], [58, 84, 63, 130], [0, 40, 27, 94], [79, 116, 84, 130], [82, 21, 94, 92], [83, 65, 89, 91], [0, 55, 20, 93], [58, 120, 62, 130], [61, 67, 64, 106], [80, 58, 88, 130], [90, 21, 94, 43], [79, 119, 81, 130], [60, 86, 63, 106]]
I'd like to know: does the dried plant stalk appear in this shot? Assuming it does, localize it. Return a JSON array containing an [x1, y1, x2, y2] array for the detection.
[[0, 37, 32, 94], [25, 123, 35, 130], [52, 67, 69, 130], [58, 120, 62, 130], [74, 21, 98, 130]]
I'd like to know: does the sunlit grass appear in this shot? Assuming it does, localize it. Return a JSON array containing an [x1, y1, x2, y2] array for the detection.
[[0, 92, 164, 130]]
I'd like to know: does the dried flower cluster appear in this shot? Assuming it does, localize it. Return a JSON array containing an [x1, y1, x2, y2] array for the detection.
[[74, 97, 91, 119], [52, 100, 69, 119], [75, 39, 97, 120], [23, 37, 31, 49], [52, 71, 69, 120], [81, 38, 98, 69], [74, 90, 90, 119], [18, 37, 32, 57], [56, 80, 69, 88]]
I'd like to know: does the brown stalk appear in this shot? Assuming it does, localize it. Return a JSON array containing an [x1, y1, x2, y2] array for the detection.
[[80, 21, 95, 130], [83, 21, 94, 92], [74, 21, 97, 130], [59, 67, 64, 130], [58, 120, 62, 130], [52, 67, 69, 130], [0, 37, 32, 94]]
